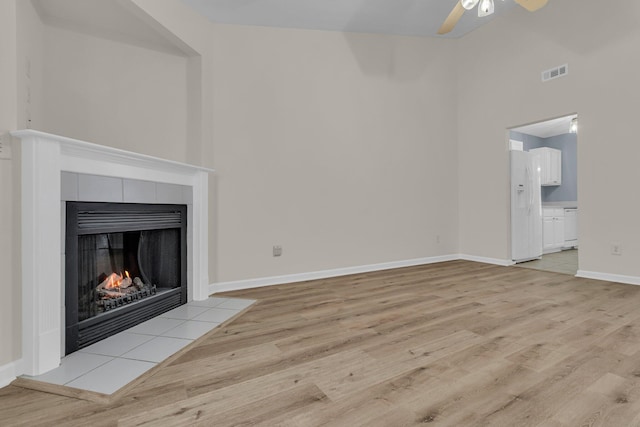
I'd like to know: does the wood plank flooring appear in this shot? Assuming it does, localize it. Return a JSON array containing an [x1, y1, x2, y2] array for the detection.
[[3, 260, 640, 426]]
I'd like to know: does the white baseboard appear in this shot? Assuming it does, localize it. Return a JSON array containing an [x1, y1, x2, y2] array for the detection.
[[209, 254, 459, 294], [576, 270, 640, 286], [211, 252, 583, 295], [458, 254, 515, 267], [0, 359, 22, 389]]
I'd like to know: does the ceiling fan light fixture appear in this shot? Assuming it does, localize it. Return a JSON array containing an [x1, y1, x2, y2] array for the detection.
[[478, 0, 495, 17], [461, 0, 481, 10]]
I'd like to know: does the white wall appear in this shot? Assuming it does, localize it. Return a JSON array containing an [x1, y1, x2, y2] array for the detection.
[[41, 25, 190, 162], [17, 0, 44, 131], [210, 25, 459, 282], [0, 0, 44, 370], [457, 0, 640, 275], [0, 0, 19, 368]]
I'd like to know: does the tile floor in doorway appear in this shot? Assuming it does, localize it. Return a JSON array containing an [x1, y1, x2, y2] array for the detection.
[[21, 296, 255, 395], [515, 249, 578, 275]]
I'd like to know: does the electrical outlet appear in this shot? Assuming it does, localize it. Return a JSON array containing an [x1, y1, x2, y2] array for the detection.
[[0, 133, 12, 160], [611, 244, 622, 256], [436, 234, 441, 244], [273, 245, 282, 257]]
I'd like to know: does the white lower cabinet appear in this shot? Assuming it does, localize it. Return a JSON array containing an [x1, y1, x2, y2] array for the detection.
[[542, 207, 565, 253], [543, 216, 554, 251]]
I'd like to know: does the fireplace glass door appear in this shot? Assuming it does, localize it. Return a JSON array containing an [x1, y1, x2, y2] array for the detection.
[[66, 202, 187, 354]]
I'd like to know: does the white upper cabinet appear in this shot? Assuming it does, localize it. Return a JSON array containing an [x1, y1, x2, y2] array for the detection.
[[530, 147, 561, 186]]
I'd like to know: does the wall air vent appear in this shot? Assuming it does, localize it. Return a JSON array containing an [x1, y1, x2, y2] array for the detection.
[[542, 64, 569, 82]]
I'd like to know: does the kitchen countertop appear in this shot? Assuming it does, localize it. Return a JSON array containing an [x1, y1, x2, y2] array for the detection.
[[542, 202, 578, 209]]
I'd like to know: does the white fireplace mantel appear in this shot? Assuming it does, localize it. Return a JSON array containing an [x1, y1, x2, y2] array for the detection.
[[12, 130, 214, 376]]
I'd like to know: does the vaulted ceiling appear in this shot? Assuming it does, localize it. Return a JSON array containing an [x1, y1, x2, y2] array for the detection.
[[32, 0, 531, 53], [181, 0, 520, 38]]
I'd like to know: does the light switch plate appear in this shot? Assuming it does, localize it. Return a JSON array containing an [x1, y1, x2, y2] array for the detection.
[[0, 133, 12, 160]]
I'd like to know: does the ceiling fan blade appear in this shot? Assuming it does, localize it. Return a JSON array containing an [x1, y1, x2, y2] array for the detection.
[[514, 0, 549, 12], [438, 1, 466, 35]]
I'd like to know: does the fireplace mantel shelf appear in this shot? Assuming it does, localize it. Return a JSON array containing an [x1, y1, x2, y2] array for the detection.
[[12, 130, 212, 377], [12, 130, 215, 178]]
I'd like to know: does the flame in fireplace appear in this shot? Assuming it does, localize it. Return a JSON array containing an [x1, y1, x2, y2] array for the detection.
[[102, 270, 130, 289], [105, 272, 123, 289]]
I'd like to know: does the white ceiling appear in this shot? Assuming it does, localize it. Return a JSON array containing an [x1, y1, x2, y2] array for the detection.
[[512, 114, 578, 139], [181, 0, 521, 38]]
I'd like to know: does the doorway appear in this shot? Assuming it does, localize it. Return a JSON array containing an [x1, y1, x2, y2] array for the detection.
[[509, 114, 578, 275]]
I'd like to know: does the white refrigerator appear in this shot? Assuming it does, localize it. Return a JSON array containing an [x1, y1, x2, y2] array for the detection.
[[511, 149, 543, 263]]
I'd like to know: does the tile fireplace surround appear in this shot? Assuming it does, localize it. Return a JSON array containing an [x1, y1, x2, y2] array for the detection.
[[11, 130, 214, 378]]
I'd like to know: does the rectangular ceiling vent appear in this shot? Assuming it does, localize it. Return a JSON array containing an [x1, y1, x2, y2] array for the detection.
[[542, 64, 568, 82]]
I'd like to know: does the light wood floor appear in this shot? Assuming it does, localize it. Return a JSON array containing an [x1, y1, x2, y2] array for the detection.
[[3, 260, 640, 426]]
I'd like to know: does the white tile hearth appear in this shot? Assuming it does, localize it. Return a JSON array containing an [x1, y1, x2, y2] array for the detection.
[[188, 296, 231, 308], [120, 336, 192, 363], [193, 307, 239, 323], [21, 297, 255, 395], [160, 304, 211, 320], [127, 317, 185, 336], [27, 352, 114, 386], [66, 359, 156, 395], [80, 332, 154, 357], [162, 320, 221, 340]]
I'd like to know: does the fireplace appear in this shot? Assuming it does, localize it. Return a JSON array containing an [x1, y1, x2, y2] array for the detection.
[[65, 202, 187, 354], [13, 130, 212, 376]]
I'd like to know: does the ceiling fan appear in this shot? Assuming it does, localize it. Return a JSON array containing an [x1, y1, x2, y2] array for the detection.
[[438, 0, 548, 35]]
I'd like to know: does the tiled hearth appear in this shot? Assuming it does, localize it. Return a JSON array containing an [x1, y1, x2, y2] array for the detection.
[[22, 297, 255, 395]]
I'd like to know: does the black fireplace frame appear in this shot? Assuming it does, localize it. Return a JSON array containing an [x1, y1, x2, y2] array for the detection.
[[65, 202, 187, 355]]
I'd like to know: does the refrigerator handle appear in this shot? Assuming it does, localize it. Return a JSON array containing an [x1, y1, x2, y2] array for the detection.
[[525, 165, 532, 214], [529, 166, 534, 212]]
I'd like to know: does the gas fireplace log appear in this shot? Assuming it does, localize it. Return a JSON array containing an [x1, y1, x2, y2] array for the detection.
[[119, 277, 133, 288], [98, 289, 125, 298], [133, 277, 144, 288]]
